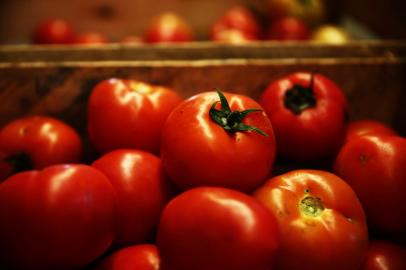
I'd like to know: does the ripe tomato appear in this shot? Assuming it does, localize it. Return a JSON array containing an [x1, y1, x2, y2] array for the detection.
[[334, 135, 406, 235], [211, 29, 257, 44], [266, 16, 310, 41], [210, 6, 260, 41], [144, 12, 194, 43], [0, 116, 82, 181], [259, 72, 347, 162], [254, 170, 368, 270], [88, 79, 182, 154], [345, 120, 397, 142], [92, 149, 174, 247], [157, 187, 280, 270], [361, 241, 406, 270], [160, 90, 275, 192], [0, 165, 116, 270], [32, 18, 75, 44], [74, 32, 108, 44], [96, 244, 159, 270]]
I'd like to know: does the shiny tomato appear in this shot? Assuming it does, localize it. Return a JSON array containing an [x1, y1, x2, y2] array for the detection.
[[266, 16, 310, 41], [92, 149, 174, 247], [0, 116, 82, 181], [0, 165, 116, 270], [32, 18, 75, 44], [361, 241, 406, 270], [74, 32, 108, 44], [345, 120, 397, 142], [254, 170, 368, 270], [210, 6, 260, 40], [144, 12, 194, 43], [259, 72, 347, 162], [88, 79, 182, 154], [96, 244, 159, 270], [157, 187, 280, 270], [160, 90, 275, 192], [334, 135, 406, 235]]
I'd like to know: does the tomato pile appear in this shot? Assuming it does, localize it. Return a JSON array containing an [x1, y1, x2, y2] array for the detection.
[[0, 72, 405, 270]]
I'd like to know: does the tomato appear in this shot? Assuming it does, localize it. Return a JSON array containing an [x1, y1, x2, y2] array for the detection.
[[361, 241, 406, 270], [345, 120, 397, 142], [88, 79, 182, 154], [96, 244, 159, 270], [259, 72, 347, 162], [266, 16, 310, 41], [157, 187, 279, 270], [0, 164, 116, 270], [92, 149, 174, 247], [311, 25, 351, 44], [211, 29, 257, 44], [334, 135, 406, 235], [74, 32, 108, 44], [160, 90, 275, 192], [266, 0, 326, 26], [210, 6, 260, 41], [0, 116, 82, 181], [254, 169, 368, 270], [144, 12, 194, 43], [32, 18, 75, 44]]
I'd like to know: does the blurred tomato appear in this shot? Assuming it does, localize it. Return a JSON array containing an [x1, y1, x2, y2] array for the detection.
[[157, 187, 280, 270], [92, 149, 174, 247], [0, 165, 116, 270], [312, 25, 350, 44], [361, 241, 406, 270], [211, 29, 257, 44], [345, 120, 397, 142], [254, 170, 368, 270], [334, 135, 406, 235], [266, 16, 310, 41], [144, 12, 194, 43], [88, 79, 182, 154], [32, 18, 75, 44], [74, 32, 108, 44], [96, 244, 159, 270], [0, 116, 82, 181]]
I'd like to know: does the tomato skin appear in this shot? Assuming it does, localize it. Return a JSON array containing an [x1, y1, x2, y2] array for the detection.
[[211, 6, 260, 40], [88, 79, 182, 154], [334, 135, 406, 235], [74, 32, 108, 44], [144, 12, 194, 43], [96, 244, 159, 270], [345, 120, 397, 142], [160, 91, 275, 192], [266, 16, 310, 41], [361, 241, 406, 270], [33, 18, 75, 44], [259, 72, 347, 162], [0, 164, 116, 270], [254, 170, 368, 270], [0, 116, 82, 180], [92, 149, 174, 247], [157, 187, 280, 270]]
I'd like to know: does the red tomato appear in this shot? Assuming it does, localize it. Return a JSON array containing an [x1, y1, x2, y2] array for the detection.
[[211, 29, 257, 44], [32, 18, 75, 44], [88, 79, 182, 154], [0, 116, 82, 181], [334, 135, 406, 235], [157, 187, 280, 270], [361, 241, 406, 270], [92, 149, 174, 247], [0, 164, 116, 270], [74, 32, 108, 44], [144, 12, 194, 43], [259, 72, 347, 162], [96, 244, 159, 270], [210, 6, 260, 40], [266, 16, 310, 41], [345, 120, 397, 142], [160, 90, 275, 192], [254, 170, 368, 270]]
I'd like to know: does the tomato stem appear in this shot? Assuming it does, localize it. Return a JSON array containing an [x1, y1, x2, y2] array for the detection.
[[209, 90, 268, 137], [284, 73, 317, 115], [300, 196, 324, 217]]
